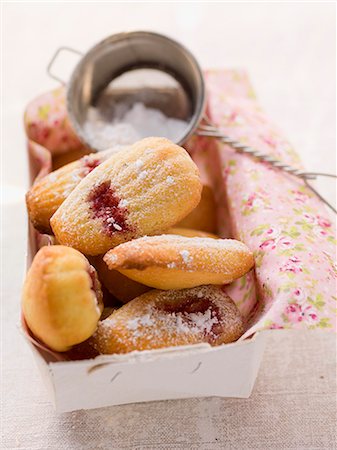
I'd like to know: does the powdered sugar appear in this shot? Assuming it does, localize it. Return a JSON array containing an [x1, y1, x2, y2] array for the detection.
[[124, 305, 220, 340], [84, 102, 188, 151], [48, 173, 57, 183], [166, 176, 175, 184], [106, 217, 122, 231], [135, 159, 144, 170], [84, 117, 140, 151], [188, 309, 219, 334], [138, 170, 148, 180], [118, 199, 129, 208], [180, 249, 193, 265], [126, 314, 155, 334], [139, 314, 154, 326], [99, 317, 116, 332], [126, 318, 141, 331]]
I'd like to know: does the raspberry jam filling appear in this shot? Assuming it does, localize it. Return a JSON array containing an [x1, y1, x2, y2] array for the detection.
[[159, 297, 223, 340], [87, 265, 103, 308], [82, 156, 100, 175], [88, 181, 131, 236], [87, 265, 99, 294]]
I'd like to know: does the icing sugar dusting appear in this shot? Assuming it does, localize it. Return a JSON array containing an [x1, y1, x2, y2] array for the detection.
[[138, 170, 148, 180], [180, 249, 193, 264], [135, 159, 144, 170], [118, 199, 129, 208], [107, 253, 118, 263], [188, 309, 219, 334], [125, 306, 220, 339], [127, 318, 140, 331], [126, 314, 154, 331], [83, 101, 188, 151], [166, 176, 175, 184], [48, 173, 57, 183]]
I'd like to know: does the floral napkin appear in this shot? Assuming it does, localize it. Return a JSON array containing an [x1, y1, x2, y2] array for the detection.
[[194, 69, 336, 338]]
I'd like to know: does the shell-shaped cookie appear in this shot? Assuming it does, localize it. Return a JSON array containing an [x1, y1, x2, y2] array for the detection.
[[51, 137, 202, 255], [91, 228, 216, 304], [104, 235, 254, 290], [26, 147, 124, 233], [90, 228, 215, 304], [87, 285, 244, 354], [176, 184, 217, 233], [22, 245, 103, 352]]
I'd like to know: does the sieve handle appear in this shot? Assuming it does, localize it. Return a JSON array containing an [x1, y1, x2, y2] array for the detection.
[[196, 121, 337, 214], [46, 46, 83, 85]]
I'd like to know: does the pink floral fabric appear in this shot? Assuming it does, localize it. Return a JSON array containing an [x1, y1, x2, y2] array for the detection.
[[185, 135, 258, 321], [202, 69, 336, 337], [24, 87, 85, 154]]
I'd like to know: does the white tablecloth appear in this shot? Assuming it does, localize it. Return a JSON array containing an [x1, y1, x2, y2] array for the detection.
[[2, 3, 336, 449]]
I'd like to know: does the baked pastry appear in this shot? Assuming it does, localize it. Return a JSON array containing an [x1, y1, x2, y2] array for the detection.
[[51, 137, 202, 255], [22, 245, 103, 352], [90, 226, 216, 303], [90, 256, 150, 304], [26, 147, 124, 233], [87, 285, 244, 354], [104, 235, 254, 290], [176, 184, 217, 233], [90, 229, 217, 304]]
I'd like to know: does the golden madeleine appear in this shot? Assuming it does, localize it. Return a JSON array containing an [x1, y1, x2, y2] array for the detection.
[[22, 245, 103, 352], [176, 184, 217, 233], [87, 285, 244, 354], [104, 235, 254, 290], [51, 137, 202, 255], [90, 229, 217, 304], [26, 147, 124, 234]]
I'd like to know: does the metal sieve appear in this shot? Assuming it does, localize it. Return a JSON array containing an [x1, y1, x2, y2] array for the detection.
[[48, 31, 205, 149], [47, 31, 336, 213]]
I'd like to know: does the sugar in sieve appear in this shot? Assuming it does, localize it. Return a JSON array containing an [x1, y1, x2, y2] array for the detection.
[[47, 31, 336, 213]]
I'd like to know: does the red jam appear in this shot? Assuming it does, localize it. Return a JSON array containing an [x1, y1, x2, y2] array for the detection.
[[87, 181, 132, 236], [82, 156, 101, 175], [87, 265, 99, 294], [160, 297, 212, 315], [87, 265, 103, 309]]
